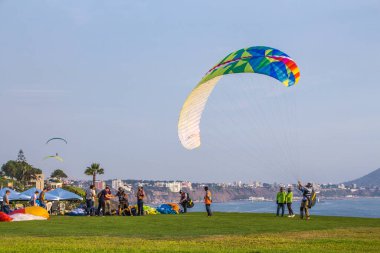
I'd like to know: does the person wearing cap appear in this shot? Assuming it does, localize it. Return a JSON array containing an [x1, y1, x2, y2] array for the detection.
[[298, 181, 313, 220], [116, 187, 129, 216], [276, 186, 286, 217], [204, 186, 212, 216], [136, 186, 145, 216], [286, 187, 295, 217], [1, 190, 11, 214], [179, 190, 188, 213]]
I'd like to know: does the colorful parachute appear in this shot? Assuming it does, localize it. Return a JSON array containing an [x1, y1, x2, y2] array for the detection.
[[178, 46, 300, 150], [44, 154, 64, 162], [46, 137, 67, 144], [0, 206, 50, 222]]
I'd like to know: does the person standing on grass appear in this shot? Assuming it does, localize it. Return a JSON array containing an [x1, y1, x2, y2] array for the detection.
[[104, 186, 114, 215], [136, 186, 145, 216], [276, 187, 286, 217], [39, 188, 47, 209], [97, 186, 107, 216], [298, 181, 313, 220], [116, 187, 129, 216], [204, 186, 212, 216], [286, 187, 295, 217], [85, 185, 96, 216], [1, 190, 11, 214], [179, 190, 188, 213]]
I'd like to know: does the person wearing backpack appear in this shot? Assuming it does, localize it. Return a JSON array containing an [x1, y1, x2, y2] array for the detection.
[[286, 187, 295, 217], [298, 181, 313, 220], [116, 187, 129, 216], [276, 187, 286, 217], [204, 186, 212, 216], [179, 190, 188, 213]]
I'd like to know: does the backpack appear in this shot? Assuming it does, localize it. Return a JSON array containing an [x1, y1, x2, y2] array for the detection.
[[308, 189, 317, 209], [186, 193, 194, 208]]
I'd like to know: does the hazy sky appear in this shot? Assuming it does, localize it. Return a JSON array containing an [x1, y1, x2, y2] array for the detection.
[[0, 0, 379, 184]]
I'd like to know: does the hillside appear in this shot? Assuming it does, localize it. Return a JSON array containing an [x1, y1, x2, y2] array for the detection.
[[344, 168, 380, 187]]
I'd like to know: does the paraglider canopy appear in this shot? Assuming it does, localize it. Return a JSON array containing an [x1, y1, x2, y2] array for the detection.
[[44, 154, 64, 162], [46, 137, 67, 144], [178, 46, 300, 150]]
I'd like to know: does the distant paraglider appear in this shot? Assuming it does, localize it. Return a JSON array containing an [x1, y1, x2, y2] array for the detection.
[[44, 153, 64, 162], [46, 137, 68, 144], [178, 46, 300, 150]]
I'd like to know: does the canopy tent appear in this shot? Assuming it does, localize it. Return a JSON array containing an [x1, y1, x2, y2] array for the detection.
[[45, 188, 82, 201], [0, 187, 31, 201], [20, 187, 41, 197]]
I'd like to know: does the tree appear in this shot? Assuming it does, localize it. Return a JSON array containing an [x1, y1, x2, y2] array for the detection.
[[1, 150, 42, 188], [17, 149, 26, 163], [51, 169, 68, 181], [84, 163, 104, 186]]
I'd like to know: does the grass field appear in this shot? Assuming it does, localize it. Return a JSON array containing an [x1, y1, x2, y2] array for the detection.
[[1, 212, 379, 252]]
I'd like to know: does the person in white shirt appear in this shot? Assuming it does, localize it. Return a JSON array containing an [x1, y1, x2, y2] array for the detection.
[[85, 185, 96, 216]]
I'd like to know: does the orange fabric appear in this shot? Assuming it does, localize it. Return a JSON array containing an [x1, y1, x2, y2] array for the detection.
[[167, 203, 180, 213], [204, 190, 212, 204]]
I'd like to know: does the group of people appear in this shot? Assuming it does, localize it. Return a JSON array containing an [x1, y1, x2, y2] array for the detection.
[[1, 188, 50, 214], [84, 184, 213, 217], [85, 185, 146, 216], [276, 181, 314, 220]]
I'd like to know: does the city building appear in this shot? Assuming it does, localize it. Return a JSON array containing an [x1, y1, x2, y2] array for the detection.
[[50, 181, 63, 189], [29, 174, 44, 190], [181, 181, 192, 190], [94, 180, 106, 190]]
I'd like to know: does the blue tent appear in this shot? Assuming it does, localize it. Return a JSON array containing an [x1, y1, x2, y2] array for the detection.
[[45, 188, 82, 201], [0, 187, 31, 201], [20, 187, 41, 197]]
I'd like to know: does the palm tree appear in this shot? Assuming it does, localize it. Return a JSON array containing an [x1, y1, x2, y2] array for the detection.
[[84, 163, 104, 186]]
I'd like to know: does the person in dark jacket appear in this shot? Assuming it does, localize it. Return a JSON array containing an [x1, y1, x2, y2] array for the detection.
[[179, 190, 188, 213], [116, 187, 129, 216]]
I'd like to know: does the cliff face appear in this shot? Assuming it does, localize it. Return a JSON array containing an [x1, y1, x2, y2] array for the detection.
[[343, 168, 380, 187]]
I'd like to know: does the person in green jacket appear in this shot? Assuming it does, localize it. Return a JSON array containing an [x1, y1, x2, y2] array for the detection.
[[276, 187, 286, 217], [286, 187, 295, 217]]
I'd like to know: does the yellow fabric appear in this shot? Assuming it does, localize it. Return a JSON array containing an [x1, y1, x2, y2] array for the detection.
[[25, 206, 50, 219]]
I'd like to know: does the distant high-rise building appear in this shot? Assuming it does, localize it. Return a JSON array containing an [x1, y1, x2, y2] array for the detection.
[[94, 180, 106, 190]]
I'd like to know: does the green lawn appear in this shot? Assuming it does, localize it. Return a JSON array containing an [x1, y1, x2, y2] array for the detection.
[[1, 213, 379, 252]]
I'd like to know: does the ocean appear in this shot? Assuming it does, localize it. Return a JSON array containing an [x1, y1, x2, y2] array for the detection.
[[190, 198, 380, 218]]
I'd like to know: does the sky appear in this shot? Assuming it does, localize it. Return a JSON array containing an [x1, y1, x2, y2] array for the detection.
[[0, 0, 379, 184]]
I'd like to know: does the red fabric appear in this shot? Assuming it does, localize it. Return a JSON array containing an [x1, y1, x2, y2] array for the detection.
[[9, 208, 25, 215], [0, 211, 12, 222]]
